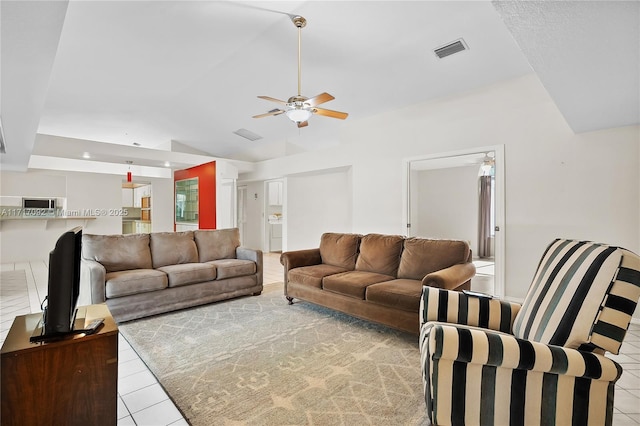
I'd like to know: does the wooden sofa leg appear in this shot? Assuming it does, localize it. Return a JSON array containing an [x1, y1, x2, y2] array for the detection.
[[286, 296, 294, 305]]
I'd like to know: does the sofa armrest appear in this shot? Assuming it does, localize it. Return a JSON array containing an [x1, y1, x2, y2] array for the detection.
[[420, 287, 521, 333], [80, 258, 107, 304], [280, 248, 322, 271], [421, 262, 476, 291], [424, 323, 622, 382], [280, 249, 322, 288], [237, 247, 263, 286]]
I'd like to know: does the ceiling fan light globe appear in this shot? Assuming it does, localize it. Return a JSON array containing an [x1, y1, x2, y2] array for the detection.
[[285, 108, 312, 123]]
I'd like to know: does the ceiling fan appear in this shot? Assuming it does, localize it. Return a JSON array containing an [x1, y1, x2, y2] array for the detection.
[[253, 15, 348, 128]]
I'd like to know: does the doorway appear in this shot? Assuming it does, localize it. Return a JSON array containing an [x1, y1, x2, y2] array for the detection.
[[121, 181, 152, 234], [404, 146, 505, 297], [264, 179, 284, 253]]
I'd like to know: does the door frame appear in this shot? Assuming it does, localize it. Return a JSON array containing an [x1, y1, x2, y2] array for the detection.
[[402, 144, 505, 297]]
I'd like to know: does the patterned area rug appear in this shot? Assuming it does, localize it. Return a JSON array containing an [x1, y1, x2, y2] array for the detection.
[[119, 284, 427, 425]]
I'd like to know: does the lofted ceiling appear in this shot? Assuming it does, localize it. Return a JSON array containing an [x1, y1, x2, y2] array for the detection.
[[1, 1, 638, 174]]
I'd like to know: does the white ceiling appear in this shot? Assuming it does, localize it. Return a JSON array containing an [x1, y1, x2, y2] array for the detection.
[[1, 1, 638, 173]]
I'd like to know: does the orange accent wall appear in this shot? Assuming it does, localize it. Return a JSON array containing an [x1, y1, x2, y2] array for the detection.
[[174, 161, 216, 230]]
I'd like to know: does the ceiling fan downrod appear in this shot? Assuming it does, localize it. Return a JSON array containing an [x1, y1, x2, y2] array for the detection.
[[291, 16, 306, 97]]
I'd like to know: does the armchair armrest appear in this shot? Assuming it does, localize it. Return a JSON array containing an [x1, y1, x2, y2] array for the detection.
[[420, 287, 521, 334], [425, 323, 622, 382], [237, 247, 263, 286], [80, 258, 107, 304], [422, 262, 476, 291], [280, 248, 322, 271]]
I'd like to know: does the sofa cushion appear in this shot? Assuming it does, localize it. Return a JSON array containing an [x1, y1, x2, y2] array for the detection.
[[156, 263, 217, 288], [319, 233, 360, 270], [150, 231, 198, 268], [288, 264, 350, 289], [83, 234, 152, 273], [208, 259, 256, 280], [105, 269, 168, 298], [323, 271, 394, 299], [365, 279, 423, 312], [355, 234, 404, 277], [194, 228, 240, 262], [397, 238, 470, 280]]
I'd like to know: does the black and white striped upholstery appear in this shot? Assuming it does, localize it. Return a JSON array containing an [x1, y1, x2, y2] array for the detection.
[[420, 239, 640, 425]]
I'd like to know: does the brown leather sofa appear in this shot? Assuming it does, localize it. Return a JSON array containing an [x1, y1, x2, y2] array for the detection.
[[280, 233, 475, 334]]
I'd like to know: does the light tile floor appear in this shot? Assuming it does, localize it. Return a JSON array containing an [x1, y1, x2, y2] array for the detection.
[[2, 253, 640, 424], [472, 258, 495, 295]]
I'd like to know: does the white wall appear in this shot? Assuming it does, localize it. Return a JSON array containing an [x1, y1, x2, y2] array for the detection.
[[240, 74, 640, 302], [0, 169, 174, 262], [286, 168, 353, 251], [413, 165, 479, 250], [239, 169, 352, 253]]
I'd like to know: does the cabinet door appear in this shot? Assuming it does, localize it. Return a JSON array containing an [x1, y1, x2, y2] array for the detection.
[[133, 188, 141, 207], [268, 181, 282, 205]]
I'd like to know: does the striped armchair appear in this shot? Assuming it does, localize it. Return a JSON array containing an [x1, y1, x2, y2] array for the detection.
[[419, 239, 640, 425]]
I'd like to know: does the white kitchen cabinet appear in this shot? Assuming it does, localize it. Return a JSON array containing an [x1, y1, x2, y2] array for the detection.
[[268, 181, 283, 206], [133, 187, 141, 207], [135, 221, 151, 233], [269, 223, 282, 252]]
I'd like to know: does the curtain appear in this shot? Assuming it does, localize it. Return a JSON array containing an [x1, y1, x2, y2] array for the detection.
[[478, 175, 492, 258]]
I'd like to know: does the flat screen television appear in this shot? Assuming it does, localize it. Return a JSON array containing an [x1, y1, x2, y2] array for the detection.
[[42, 226, 83, 337]]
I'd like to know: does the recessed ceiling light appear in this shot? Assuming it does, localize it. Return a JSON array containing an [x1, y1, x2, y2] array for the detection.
[[164, 161, 171, 167], [82, 152, 91, 159]]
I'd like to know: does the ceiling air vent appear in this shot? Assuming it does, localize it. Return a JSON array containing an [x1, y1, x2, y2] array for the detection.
[[434, 39, 468, 59], [233, 128, 263, 141]]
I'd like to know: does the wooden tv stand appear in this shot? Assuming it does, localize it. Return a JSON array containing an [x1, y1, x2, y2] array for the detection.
[[1, 304, 118, 426]]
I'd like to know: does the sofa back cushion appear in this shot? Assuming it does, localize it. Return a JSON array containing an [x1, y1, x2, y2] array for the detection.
[[319, 233, 360, 270], [194, 228, 240, 262], [355, 234, 404, 277], [397, 238, 470, 280], [150, 231, 198, 268], [82, 233, 152, 273]]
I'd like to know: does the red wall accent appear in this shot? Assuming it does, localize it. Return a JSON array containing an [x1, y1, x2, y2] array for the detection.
[[174, 161, 216, 230]]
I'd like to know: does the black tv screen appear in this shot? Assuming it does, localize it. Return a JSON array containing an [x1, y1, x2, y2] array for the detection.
[[43, 226, 82, 336]]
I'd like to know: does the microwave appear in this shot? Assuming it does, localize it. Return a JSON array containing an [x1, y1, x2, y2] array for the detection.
[[22, 198, 56, 209]]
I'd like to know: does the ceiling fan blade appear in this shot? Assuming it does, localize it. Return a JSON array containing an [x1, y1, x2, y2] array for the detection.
[[257, 96, 287, 105], [297, 121, 309, 128], [306, 92, 335, 107], [312, 108, 349, 120], [253, 109, 285, 119]]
